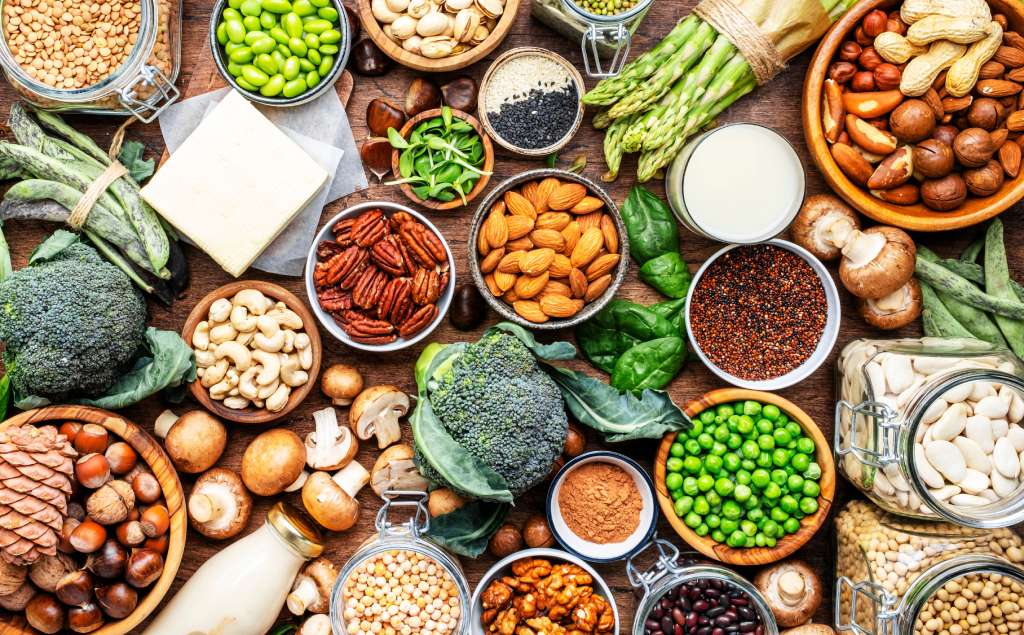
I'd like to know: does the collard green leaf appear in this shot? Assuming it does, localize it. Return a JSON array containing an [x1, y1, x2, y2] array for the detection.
[[639, 252, 692, 298], [425, 500, 510, 557], [610, 336, 686, 393], [621, 186, 679, 264], [488, 322, 576, 361], [28, 228, 79, 264]]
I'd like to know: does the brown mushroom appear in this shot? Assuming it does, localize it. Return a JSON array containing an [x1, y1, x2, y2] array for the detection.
[[287, 558, 339, 615], [350, 385, 409, 449], [790, 195, 862, 262], [370, 444, 429, 497], [301, 462, 370, 531], [306, 407, 359, 472], [188, 468, 253, 540], [0, 559, 27, 596], [427, 488, 466, 517], [858, 278, 922, 330], [241, 429, 307, 496], [838, 225, 916, 299], [154, 410, 228, 474], [781, 626, 836, 635], [321, 364, 364, 406], [754, 560, 823, 627], [0, 581, 37, 610]]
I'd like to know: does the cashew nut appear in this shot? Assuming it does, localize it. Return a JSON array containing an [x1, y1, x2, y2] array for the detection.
[[281, 356, 309, 387], [263, 297, 277, 313], [195, 350, 216, 368], [255, 315, 285, 352], [196, 367, 205, 379], [269, 307, 304, 330], [239, 366, 262, 400], [236, 331, 255, 347], [252, 350, 281, 385], [225, 368, 240, 389], [230, 305, 258, 333], [215, 341, 252, 371], [209, 378, 233, 400], [258, 378, 280, 400], [256, 315, 280, 337], [209, 298, 232, 323], [253, 398, 265, 408], [266, 383, 292, 412], [295, 335, 313, 371], [192, 321, 211, 351], [209, 323, 238, 345], [282, 329, 296, 353], [223, 396, 251, 410], [229, 387, 239, 397], [201, 359, 230, 388], [233, 289, 268, 315]]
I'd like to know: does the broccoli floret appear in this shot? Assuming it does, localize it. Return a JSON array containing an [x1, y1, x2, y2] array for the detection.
[[422, 332, 567, 497], [0, 241, 147, 400]]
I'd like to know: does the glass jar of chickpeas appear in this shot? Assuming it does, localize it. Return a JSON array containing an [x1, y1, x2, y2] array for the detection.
[[835, 499, 1024, 635], [529, 0, 651, 78], [330, 491, 471, 635], [0, 0, 181, 121]]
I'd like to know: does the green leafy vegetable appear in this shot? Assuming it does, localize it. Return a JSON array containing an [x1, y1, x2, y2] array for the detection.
[[649, 297, 687, 334], [489, 322, 576, 361], [639, 251, 692, 298], [621, 185, 679, 264], [576, 300, 675, 373], [116, 140, 155, 183], [611, 336, 686, 393], [425, 500, 510, 557]]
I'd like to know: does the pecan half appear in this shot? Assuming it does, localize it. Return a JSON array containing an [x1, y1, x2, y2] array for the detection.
[[406, 221, 447, 262], [399, 304, 438, 338], [317, 239, 343, 260], [411, 268, 441, 305], [337, 310, 396, 343], [389, 211, 416, 231], [332, 218, 355, 246], [336, 247, 370, 290], [351, 209, 389, 247], [378, 278, 412, 322], [314, 244, 366, 289], [317, 287, 352, 312], [371, 237, 406, 277], [352, 265, 388, 309]]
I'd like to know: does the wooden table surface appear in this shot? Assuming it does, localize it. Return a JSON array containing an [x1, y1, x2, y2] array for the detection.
[[0, 0, 1017, 632]]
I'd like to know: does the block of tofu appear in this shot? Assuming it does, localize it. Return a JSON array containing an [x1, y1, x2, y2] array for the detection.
[[141, 90, 329, 277]]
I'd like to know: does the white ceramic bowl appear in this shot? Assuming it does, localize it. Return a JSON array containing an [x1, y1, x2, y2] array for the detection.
[[304, 201, 454, 352], [546, 451, 657, 563], [684, 239, 841, 390]]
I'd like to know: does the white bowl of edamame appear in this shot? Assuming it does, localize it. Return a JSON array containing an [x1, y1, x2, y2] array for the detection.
[[210, 0, 350, 107]]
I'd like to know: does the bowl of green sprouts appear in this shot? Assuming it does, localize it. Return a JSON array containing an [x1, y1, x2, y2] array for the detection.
[[388, 106, 494, 210]]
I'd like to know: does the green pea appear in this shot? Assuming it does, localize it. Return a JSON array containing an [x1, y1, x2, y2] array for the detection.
[[706, 514, 721, 529], [762, 404, 781, 420], [227, 61, 244, 76], [298, 58, 315, 72], [713, 478, 734, 497], [697, 433, 714, 450], [304, 33, 320, 50], [282, 11, 304, 38], [228, 0, 243, 8], [693, 497, 710, 516], [720, 519, 739, 535], [713, 426, 729, 443], [741, 459, 756, 472], [252, 36, 277, 54], [705, 491, 721, 508], [236, 77, 259, 91], [722, 500, 742, 521], [682, 477, 699, 497], [803, 462, 822, 481], [669, 442, 685, 458], [260, 11, 277, 28], [783, 517, 800, 534], [736, 470, 751, 485], [741, 440, 759, 459], [282, 77, 307, 97], [704, 454, 722, 475], [684, 512, 701, 529], [772, 448, 791, 467], [254, 53, 279, 74], [779, 495, 799, 514], [716, 404, 734, 419], [756, 453, 773, 469], [787, 474, 804, 493], [665, 457, 683, 473], [225, 18, 247, 43], [216, 22, 230, 44], [763, 482, 781, 499], [665, 472, 683, 491], [223, 7, 243, 20], [302, 18, 332, 33], [679, 456, 698, 474], [282, 56, 301, 79], [269, 26, 291, 43], [288, 36, 308, 56], [733, 483, 751, 503], [747, 508, 764, 523], [240, 0, 263, 16], [696, 474, 714, 492], [756, 418, 773, 435], [317, 6, 338, 21], [802, 481, 820, 498], [229, 46, 254, 63], [242, 15, 261, 30], [263, 0, 293, 11], [757, 435, 774, 451], [674, 496, 693, 517], [292, 0, 316, 15], [771, 469, 788, 485], [800, 497, 819, 514], [796, 437, 815, 455], [722, 453, 740, 472], [773, 428, 792, 446], [710, 442, 727, 457], [241, 64, 270, 86]]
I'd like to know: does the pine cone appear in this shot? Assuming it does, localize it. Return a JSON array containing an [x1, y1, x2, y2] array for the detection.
[[0, 425, 77, 566]]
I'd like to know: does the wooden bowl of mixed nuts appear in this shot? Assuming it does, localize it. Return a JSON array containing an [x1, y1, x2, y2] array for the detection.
[[803, 0, 1024, 231], [468, 169, 629, 330]]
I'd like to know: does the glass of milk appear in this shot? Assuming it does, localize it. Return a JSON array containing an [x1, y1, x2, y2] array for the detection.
[[665, 123, 805, 244]]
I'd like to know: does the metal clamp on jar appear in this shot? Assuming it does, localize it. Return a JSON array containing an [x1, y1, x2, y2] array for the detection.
[[530, 0, 652, 77], [330, 490, 471, 635], [836, 337, 1024, 528]]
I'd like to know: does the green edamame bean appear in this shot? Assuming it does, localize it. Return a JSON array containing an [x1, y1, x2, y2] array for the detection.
[[318, 28, 341, 44], [239, 0, 262, 16], [251, 36, 276, 54], [317, 54, 333, 76], [303, 33, 320, 49], [282, 12, 303, 38], [305, 69, 320, 86], [227, 61, 244, 76], [222, 7, 243, 20], [308, 0, 329, 6], [271, 49, 287, 67], [302, 18, 331, 33], [316, 6, 338, 21], [241, 64, 270, 86], [269, 26, 290, 43], [282, 77, 307, 98], [287, 37, 308, 56], [282, 56, 301, 79], [229, 46, 254, 63], [307, 48, 321, 65], [298, 58, 315, 72], [228, 0, 243, 7], [217, 21, 230, 44], [277, 43, 292, 57], [259, 11, 277, 28], [292, 0, 315, 15], [255, 53, 279, 74], [318, 43, 338, 54], [225, 19, 246, 43], [236, 77, 259, 91], [242, 15, 261, 31], [244, 30, 265, 45], [262, 0, 292, 12], [260, 74, 287, 96], [301, 14, 316, 22]]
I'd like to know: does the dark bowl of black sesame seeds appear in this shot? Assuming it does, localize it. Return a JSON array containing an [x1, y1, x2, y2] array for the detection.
[[478, 47, 585, 157], [684, 240, 841, 390]]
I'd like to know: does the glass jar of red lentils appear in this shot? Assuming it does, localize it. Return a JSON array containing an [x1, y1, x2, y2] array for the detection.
[[835, 499, 1024, 635], [330, 491, 471, 635], [0, 0, 181, 121]]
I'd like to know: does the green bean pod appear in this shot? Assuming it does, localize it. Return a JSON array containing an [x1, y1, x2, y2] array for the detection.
[[915, 257, 1024, 320], [984, 220, 1024, 357], [920, 282, 975, 339]]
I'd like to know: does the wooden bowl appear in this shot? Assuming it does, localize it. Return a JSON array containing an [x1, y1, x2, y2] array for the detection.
[[0, 406, 186, 635], [390, 108, 494, 211], [654, 388, 836, 566], [357, 0, 520, 73], [802, 0, 1024, 232], [182, 281, 322, 424]]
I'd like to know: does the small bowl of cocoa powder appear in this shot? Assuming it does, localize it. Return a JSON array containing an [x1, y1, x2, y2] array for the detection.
[[546, 451, 657, 562]]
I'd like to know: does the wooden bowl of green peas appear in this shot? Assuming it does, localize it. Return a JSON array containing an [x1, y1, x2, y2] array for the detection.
[[654, 388, 835, 566], [210, 0, 350, 106]]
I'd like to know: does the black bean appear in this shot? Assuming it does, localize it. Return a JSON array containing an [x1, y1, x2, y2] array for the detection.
[[662, 617, 674, 633], [714, 616, 733, 628], [739, 622, 757, 632], [707, 606, 726, 618], [705, 589, 721, 598], [731, 597, 748, 607], [737, 607, 754, 620]]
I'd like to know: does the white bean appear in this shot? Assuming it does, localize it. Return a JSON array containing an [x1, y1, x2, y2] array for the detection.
[[925, 440, 967, 483], [993, 418, 1010, 440], [930, 402, 969, 441], [980, 489, 1000, 502], [929, 484, 961, 501], [921, 398, 947, 425], [966, 415, 996, 453], [913, 355, 959, 375], [896, 376, 926, 409], [1010, 390, 1024, 424], [873, 471, 896, 497], [994, 437, 1021, 479], [915, 443, 945, 488], [883, 354, 915, 394], [957, 468, 990, 494], [976, 394, 1010, 419], [968, 381, 997, 402], [950, 493, 990, 506], [953, 436, 992, 474], [943, 382, 974, 404], [883, 463, 910, 492], [991, 469, 1019, 497], [866, 362, 886, 399]]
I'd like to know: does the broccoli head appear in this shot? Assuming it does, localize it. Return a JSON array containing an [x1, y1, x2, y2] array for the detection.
[[0, 241, 147, 400], [419, 332, 567, 497]]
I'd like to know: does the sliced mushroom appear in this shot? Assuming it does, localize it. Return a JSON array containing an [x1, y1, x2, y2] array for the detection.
[[321, 364, 364, 406], [858, 279, 922, 330], [370, 444, 429, 497], [349, 385, 409, 449], [188, 468, 252, 540], [305, 407, 359, 472], [839, 226, 916, 300], [154, 410, 228, 474], [287, 558, 339, 615], [754, 560, 822, 628], [790, 195, 861, 262], [301, 462, 370, 531]]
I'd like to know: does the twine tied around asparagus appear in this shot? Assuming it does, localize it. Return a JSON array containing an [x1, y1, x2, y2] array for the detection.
[[67, 117, 134, 230], [694, 0, 785, 85]]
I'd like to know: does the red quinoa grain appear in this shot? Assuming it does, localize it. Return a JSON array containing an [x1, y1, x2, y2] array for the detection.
[[689, 244, 827, 381]]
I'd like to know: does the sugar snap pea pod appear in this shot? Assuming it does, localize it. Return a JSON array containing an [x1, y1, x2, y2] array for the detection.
[[983, 220, 1024, 356], [915, 256, 1024, 320], [920, 281, 975, 339]]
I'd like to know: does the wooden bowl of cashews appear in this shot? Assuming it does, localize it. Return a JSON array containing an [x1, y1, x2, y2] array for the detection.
[[182, 281, 323, 425]]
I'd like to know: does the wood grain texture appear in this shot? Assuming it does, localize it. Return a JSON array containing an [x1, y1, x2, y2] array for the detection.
[[654, 389, 835, 567], [803, 0, 1024, 232], [181, 281, 323, 424], [0, 407, 186, 635], [0, 0, 1013, 630]]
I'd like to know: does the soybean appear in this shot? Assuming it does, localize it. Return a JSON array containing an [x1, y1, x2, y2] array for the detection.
[[282, 12, 304, 37], [269, 26, 290, 43], [319, 28, 341, 44], [263, 0, 293, 12], [236, 77, 259, 91], [287, 37, 308, 56], [317, 7, 338, 20], [283, 78, 307, 98], [242, 15, 261, 30], [241, 65, 270, 86], [240, 0, 263, 17], [261, 74, 287, 96], [305, 70, 320, 86], [293, 0, 316, 15], [303, 33, 320, 50], [319, 43, 338, 54], [259, 11, 277, 28], [282, 56, 301, 80], [229, 46, 254, 64], [225, 19, 246, 43], [318, 54, 333, 76], [298, 58, 315, 72], [307, 48, 321, 65], [255, 53, 279, 74], [251, 36, 276, 54]]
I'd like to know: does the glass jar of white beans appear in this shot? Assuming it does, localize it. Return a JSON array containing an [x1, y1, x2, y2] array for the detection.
[[835, 500, 1024, 635], [836, 337, 1024, 528]]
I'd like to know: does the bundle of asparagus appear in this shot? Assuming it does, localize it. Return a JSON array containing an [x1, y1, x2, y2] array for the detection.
[[586, 0, 860, 182]]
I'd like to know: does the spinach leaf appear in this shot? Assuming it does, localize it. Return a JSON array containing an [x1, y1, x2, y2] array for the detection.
[[576, 300, 674, 373], [621, 186, 679, 264], [425, 500, 510, 557], [116, 140, 154, 184], [611, 336, 686, 393], [649, 298, 687, 334], [544, 365, 690, 442], [489, 322, 576, 361], [639, 252, 692, 299]]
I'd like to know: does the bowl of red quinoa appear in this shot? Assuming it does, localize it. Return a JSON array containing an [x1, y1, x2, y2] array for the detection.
[[685, 240, 840, 390]]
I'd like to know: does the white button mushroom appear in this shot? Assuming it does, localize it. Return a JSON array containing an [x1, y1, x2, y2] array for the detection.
[[350, 385, 410, 449], [305, 407, 359, 472]]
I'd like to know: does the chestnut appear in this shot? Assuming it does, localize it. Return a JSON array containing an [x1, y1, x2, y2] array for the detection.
[[104, 442, 137, 475], [56, 569, 94, 606], [366, 98, 406, 137], [360, 137, 393, 181], [441, 76, 479, 112], [125, 549, 163, 588], [140, 505, 170, 538], [343, 2, 360, 41], [131, 472, 161, 505], [70, 519, 107, 554], [116, 520, 146, 547], [954, 128, 996, 168], [25, 593, 66, 634], [96, 583, 138, 619], [74, 424, 108, 454], [405, 77, 442, 117], [448, 283, 487, 331], [913, 139, 955, 179], [86, 540, 126, 579], [352, 38, 391, 76], [75, 453, 111, 490], [68, 601, 104, 633]]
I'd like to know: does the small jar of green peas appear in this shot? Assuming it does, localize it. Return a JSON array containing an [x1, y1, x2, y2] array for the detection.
[[211, 0, 349, 106], [659, 396, 829, 553]]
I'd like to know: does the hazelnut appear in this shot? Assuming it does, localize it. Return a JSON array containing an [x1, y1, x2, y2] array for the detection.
[[838, 41, 862, 62], [488, 524, 523, 558], [851, 71, 876, 92], [967, 98, 1004, 131], [858, 47, 883, 71], [140, 505, 170, 538], [932, 124, 960, 147], [828, 61, 857, 84], [913, 139, 956, 179], [104, 442, 137, 475], [74, 424, 108, 455], [60, 422, 82, 444], [954, 128, 996, 168], [965, 160, 1005, 197], [69, 519, 107, 554], [922, 174, 968, 210], [115, 520, 146, 547], [131, 472, 162, 504], [125, 549, 163, 589], [523, 515, 555, 548], [75, 454, 111, 490], [86, 480, 135, 525], [889, 100, 936, 143], [855, 26, 872, 47], [873, 64, 901, 91], [863, 10, 888, 37]]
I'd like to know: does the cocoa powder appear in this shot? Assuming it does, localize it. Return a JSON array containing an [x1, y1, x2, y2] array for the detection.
[[558, 462, 641, 544]]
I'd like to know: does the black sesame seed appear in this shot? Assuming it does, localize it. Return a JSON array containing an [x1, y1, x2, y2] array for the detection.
[[487, 83, 579, 150]]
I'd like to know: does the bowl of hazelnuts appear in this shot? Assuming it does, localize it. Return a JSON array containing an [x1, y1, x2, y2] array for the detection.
[[803, 0, 1024, 231], [0, 406, 184, 635]]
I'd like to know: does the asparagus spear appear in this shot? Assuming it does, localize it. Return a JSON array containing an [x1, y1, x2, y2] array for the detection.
[[592, 110, 612, 131], [602, 114, 635, 182]]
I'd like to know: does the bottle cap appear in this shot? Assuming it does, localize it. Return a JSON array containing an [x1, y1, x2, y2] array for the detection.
[[268, 501, 324, 559]]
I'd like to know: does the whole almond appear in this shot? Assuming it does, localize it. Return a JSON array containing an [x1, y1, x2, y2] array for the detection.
[[497, 251, 524, 273], [584, 274, 612, 302], [562, 222, 582, 254], [922, 88, 945, 119], [477, 228, 491, 257], [483, 273, 500, 296], [480, 247, 505, 274], [599, 215, 619, 254], [994, 46, 1024, 68], [1009, 110, 1024, 132], [535, 178, 560, 214], [504, 191, 537, 220], [494, 270, 516, 292], [941, 95, 973, 113], [540, 280, 572, 299], [992, 128, 1009, 150], [530, 229, 567, 252], [980, 61, 1006, 79], [521, 181, 540, 208], [569, 268, 587, 299], [977, 79, 1023, 97], [506, 237, 534, 251], [576, 212, 603, 232], [549, 254, 572, 278], [506, 215, 535, 240], [539, 294, 583, 319], [485, 212, 508, 249], [548, 183, 587, 211], [514, 272, 549, 299], [569, 196, 604, 215], [571, 227, 604, 268], [1000, 139, 1022, 177], [503, 289, 520, 303], [1005, 32, 1024, 50], [513, 300, 548, 323], [586, 253, 621, 281], [520, 248, 556, 276], [536, 212, 572, 231], [1008, 67, 1024, 83]]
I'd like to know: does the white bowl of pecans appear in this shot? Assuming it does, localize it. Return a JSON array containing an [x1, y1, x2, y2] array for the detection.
[[305, 201, 455, 352]]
